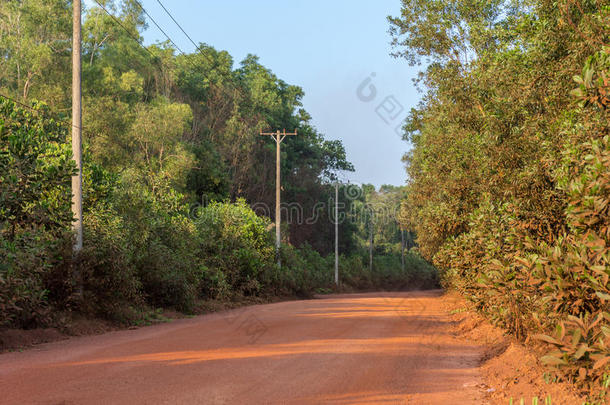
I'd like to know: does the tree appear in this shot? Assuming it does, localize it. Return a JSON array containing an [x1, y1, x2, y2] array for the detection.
[[0, 0, 71, 101]]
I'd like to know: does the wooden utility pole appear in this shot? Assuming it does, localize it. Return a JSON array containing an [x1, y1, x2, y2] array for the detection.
[[260, 129, 297, 266], [72, 0, 83, 253], [334, 182, 339, 286]]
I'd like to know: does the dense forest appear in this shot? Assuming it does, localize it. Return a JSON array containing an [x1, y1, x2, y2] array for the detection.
[[390, 0, 609, 398], [0, 1, 437, 331]]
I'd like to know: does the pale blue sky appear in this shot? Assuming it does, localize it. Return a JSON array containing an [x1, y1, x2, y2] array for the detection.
[[87, 0, 420, 187]]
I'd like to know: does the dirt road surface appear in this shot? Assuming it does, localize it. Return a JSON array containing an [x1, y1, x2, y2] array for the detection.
[[0, 291, 488, 404]]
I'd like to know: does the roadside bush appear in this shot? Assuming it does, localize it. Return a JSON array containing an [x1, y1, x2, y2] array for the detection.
[[0, 99, 75, 328], [437, 141, 610, 389], [339, 251, 438, 291], [0, 232, 59, 328], [339, 254, 372, 289], [195, 199, 275, 298], [79, 171, 205, 317], [79, 206, 142, 321], [532, 133, 610, 391], [433, 50, 610, 397], [135, 215, 202, 312], [108, 176, 204, 313], [295, 243, 334, 291], [274, 243, 333, 296], [391, 0, 609, 388], [402, 252, 440, 289]]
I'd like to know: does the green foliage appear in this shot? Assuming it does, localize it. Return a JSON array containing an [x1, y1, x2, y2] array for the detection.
[[0, 231, 65, 328], [0, 99, 75, 233], [196, 200, 275, 297], [79, 204, 142, 320], [391, 0, 609, 396], [274, 244, 332, 297], [571, 47, 610, 109], [0, 0, 72, 100], [185, 140, 230, 203], [0, 99, 74, 328], [340, 251, 438, 291]]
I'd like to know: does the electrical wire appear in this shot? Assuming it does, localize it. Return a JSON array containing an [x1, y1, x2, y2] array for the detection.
[[91, 0, 158, 60], [0, 92, 85, 132], [131, 0, 185, 54], [154, 0, 200, 52]]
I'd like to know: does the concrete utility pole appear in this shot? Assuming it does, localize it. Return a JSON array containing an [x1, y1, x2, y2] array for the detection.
[[369, 218, 373, 272], [401, 228, 405, 272], [334, 182, 339, 286], [260, 129, 297, 266], [72, 0, 83, 253]]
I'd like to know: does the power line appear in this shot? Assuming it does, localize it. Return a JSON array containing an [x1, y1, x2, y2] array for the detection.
[[105, 0, 239, 106], [2, 0, 167, 137], [131, 0, 185, 55], [0, 92, 85, 132], [1, 2, 187, 140], [153, 0, 231, 75], [93, 0, 195, 73], [0, 92, 39, 112], [154, 0, 200, 52], [93, 0, 219, 81], [91, 0, 158, 60], [151, 0, 250, 105], [90, 0, 184, 94]]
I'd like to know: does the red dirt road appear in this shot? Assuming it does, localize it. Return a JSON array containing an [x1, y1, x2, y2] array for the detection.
[[0, 291, 487, 404]]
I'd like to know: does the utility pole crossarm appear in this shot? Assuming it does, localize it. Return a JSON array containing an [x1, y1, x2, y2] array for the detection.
[[260, 129, 298, 143]]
